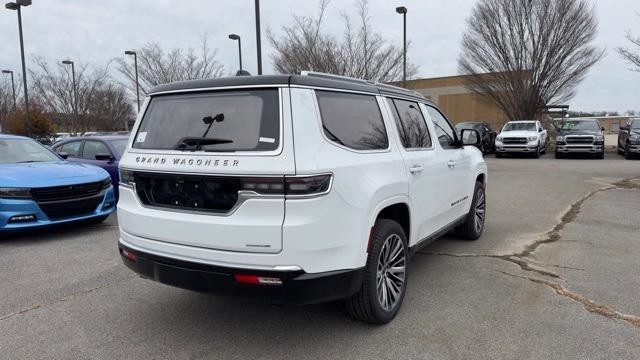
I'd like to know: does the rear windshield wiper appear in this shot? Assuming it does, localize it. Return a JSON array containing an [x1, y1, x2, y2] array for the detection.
[[174, 137, 234, 151]]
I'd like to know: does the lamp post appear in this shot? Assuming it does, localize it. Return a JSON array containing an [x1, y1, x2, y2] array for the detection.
[[1, 70, 16, 110], [228, 34, 243, 72], [61, 60, 78, 131], [395, 6, 407, 88], [5, 0, 32, 136], [254, 0, 262, 75], [124, 50, 140, 116]]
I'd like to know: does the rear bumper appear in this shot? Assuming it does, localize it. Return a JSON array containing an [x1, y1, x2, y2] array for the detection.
[[118, 242, 365, 305]]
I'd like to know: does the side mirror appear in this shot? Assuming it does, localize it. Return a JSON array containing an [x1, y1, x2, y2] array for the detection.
[[461, 129, 481, 147], [58, 152, 69, 159], [601, 127, 605, 132], [620, 126, 629, 131], [95, 153, 114, 162], [538, 128, 543, 133]]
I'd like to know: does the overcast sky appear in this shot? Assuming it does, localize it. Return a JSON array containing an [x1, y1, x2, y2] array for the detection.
[[1, 0, 639, 112]]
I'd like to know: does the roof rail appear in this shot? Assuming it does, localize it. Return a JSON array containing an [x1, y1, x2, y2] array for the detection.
[[300, 71, 374, 85], [375, 82, 424, 99]]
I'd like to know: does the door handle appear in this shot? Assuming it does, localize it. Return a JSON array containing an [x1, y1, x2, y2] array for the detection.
[[447, 160, 457, 168], [409, 165, 423, 174]]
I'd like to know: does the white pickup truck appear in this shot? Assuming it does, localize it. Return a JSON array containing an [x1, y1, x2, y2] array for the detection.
[[495, 120, 548, 158]]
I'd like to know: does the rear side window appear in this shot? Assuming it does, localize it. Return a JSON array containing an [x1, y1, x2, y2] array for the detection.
[[82, 141, 110, 160], [133, 89, 280, 152], [387, 98, 432, 149], [59, 141, 81, 157], [316, 91, 388, 151]]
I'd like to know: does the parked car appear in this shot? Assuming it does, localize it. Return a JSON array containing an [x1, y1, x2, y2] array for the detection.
[[116, 73, 488, 324], [51, 135, 129, 198], [0, 135, 115, 232], [495, 120, 548, 158], [555, 119, 605, 159], [617, 118, 640, 159], [455, 122, 497, 154]]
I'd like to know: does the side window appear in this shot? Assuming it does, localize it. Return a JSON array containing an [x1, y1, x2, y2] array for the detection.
[[59, 141, 81, 158], [82, 141, 110, 160], [316, 91, 388, 151], [387, 98, 432, 149], [426, 106, 457, 150]]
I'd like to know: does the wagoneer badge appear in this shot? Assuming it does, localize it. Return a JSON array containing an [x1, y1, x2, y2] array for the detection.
[[135, 156, 239, 167]]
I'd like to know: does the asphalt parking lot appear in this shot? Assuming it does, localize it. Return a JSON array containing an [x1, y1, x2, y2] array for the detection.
[[1, 153, 639, 359]]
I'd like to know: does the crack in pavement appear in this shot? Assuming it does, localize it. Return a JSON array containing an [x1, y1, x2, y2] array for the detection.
[[420, 177, 640, 329], [500, 271, 640, 329], [417, 252, 563, 279], [0, 277, 135, 322]]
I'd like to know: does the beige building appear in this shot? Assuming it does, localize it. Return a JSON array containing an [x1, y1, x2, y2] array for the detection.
[[400, 75, 509, 130]]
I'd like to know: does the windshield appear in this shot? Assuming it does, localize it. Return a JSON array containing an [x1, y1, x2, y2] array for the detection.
[[110, 139, 128, 156], [631, 119, 640, 129], [502, 122, 536, 132], [561, 120, 600, 131], [0, 139, 61, 164], [133, 89, 280, 152]]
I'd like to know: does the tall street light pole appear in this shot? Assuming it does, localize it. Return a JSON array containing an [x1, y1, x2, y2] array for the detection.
[[396, 6, 407, 88], [5, 0, 32, 136], [125, 50, 140, 117], [61, 60, 78, 132], [254, 0, 262, 75], [2, 70, 16, 110], [228, 34, 243, 72]]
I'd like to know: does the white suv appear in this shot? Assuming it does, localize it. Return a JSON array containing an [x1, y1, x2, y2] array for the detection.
[[495, 120, 548, 158], [117, 72, 488, 324]]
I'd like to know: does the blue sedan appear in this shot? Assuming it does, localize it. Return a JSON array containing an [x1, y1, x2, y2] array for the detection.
[[0, 134, 116, 232]]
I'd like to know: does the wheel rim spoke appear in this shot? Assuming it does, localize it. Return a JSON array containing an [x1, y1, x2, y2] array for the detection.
[[474, 190, 486, 232], [376, 233, 406, 311]]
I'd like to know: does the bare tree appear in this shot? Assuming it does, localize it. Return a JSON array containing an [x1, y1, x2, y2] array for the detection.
[[268, 0, 416, 82], [458, 0, 604, 121], [88, 84, 135, 131], [617, 15, 640, 72], [116, 35, 224, 98], [30, 57, 111, 134]]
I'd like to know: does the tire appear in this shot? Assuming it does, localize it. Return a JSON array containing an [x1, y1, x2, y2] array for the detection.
[[596, 151, 604, 160], [541, 140, 547, 154], [455, 182, 486, 240], [625, 142, 633, 160], [345, 219, 408, 324], [617, 145, 624, 155], [533, 145, 541, 158], [555, 152, 563, 159], [495, 153, 503, 158]]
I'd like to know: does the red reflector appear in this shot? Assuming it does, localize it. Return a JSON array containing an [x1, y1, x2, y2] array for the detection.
[[235, 274, 260, 284], [235, 274, 283, 285], [121, 249, 137, 262]]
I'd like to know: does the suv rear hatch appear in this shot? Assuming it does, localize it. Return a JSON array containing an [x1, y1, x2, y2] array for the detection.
[[119, 87, 294, 253]]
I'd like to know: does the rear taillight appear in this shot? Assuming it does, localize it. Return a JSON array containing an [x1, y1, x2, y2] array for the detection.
[[241, 177, 285, 195], [285, 174, 332, 196], [240, 174, 332, 197], [119, 169, 135, 187]]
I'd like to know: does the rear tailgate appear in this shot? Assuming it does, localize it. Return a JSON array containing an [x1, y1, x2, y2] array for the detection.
[[118, 87, 295, 254]]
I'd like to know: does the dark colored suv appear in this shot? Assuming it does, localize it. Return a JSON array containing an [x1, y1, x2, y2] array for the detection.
[[455, 122, 497, 154], [555, 119, 605, 159], [617, 118, 640, 159]]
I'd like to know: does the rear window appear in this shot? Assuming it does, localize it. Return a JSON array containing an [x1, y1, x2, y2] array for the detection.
[[316, 91, 388, 151], [133, 89, 280, 152]]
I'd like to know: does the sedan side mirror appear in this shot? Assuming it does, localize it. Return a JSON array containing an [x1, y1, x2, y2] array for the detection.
[[58, 152, 69, 159], [461, 129, 481, 147], [95, 153, 114, 162]]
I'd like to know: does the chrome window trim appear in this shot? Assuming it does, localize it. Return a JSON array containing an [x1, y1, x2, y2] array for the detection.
[[130, 87, 285, 157]]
